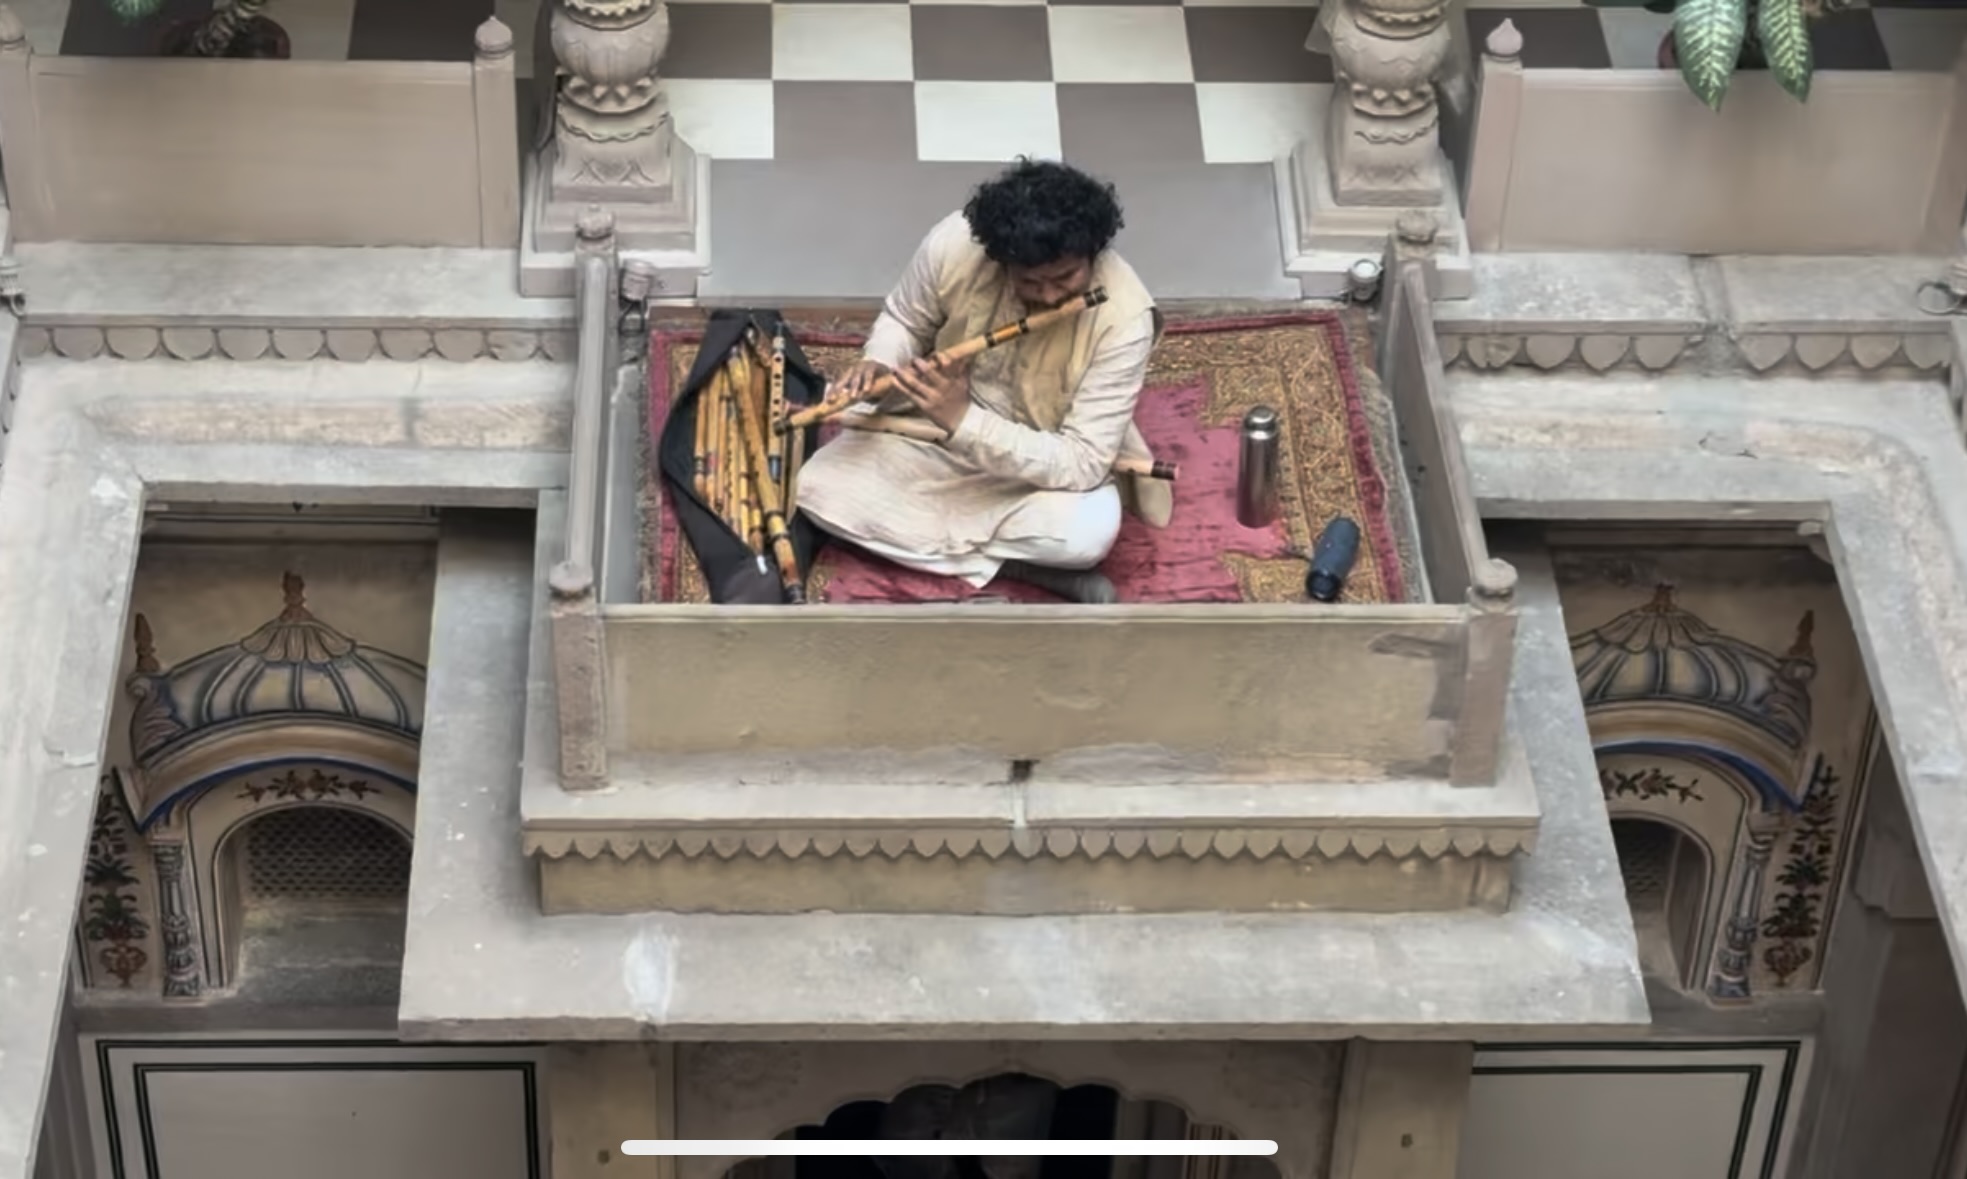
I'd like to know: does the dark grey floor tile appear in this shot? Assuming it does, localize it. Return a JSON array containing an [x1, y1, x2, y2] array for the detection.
[[62, 0, 211, 57], [1465, 8, 1613, 68], [664, 3, 773, 79], [913, 5, 1053, 81], [773, 81, 918, 162], [348, 0, 492, 60], [1812, 8, 1891, 69], [1051, 0, 1182, 6], [1057, 83, 1205, 168], [1185, 7, 1330, 82]]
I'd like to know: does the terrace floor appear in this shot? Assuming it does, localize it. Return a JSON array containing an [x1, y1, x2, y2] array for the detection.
[[24, 0, 1967, 300]]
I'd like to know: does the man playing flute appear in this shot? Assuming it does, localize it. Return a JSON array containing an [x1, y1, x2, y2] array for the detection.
[[794, 158, 1170, 605]]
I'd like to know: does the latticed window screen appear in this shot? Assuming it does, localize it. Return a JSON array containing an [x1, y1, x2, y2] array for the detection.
[[242, 807, 412, 902], [1612, 819, 1674, 910]]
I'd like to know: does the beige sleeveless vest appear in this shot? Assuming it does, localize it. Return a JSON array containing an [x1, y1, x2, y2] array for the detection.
[[927, 221, 1173, 529]]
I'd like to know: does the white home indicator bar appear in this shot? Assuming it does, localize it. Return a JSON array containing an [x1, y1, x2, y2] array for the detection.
[[620, 1141, 1279, 1158]]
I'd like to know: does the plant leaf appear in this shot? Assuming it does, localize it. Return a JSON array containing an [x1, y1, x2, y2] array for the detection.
[[105, 0, 166, 21], [1675, 0, 1748, 110], [1758, 0, 1813, 101]]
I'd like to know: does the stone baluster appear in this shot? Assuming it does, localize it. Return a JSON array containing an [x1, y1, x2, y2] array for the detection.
[[1710, 809, 1784, 1002], [1285, 0, 1473, 298], [526, 0, 701, 295], [1315, 0, 1455, 208]]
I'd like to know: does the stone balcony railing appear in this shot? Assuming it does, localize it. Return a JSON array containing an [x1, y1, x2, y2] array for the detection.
[[519, 251, 1536, 919]]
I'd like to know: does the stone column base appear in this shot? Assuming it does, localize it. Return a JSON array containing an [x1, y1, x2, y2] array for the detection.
[[1274, 131, 1472, 302], [519, 140, 711, 299]]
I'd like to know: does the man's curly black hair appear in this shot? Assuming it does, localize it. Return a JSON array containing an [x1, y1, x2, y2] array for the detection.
[[962, 158, 1125, 269]]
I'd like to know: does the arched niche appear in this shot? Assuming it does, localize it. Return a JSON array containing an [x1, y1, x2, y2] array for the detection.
[[1595, 749, 1787, 1001], [173, 762, 416, 994], [676, 1044, 1340, 1179], [1610, 815, 1711, 991]]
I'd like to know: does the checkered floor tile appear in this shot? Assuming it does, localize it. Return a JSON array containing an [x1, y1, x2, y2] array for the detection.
[[23, 0, 1967, 167]]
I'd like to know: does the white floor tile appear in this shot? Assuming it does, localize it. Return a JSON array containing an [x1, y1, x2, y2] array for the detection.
[[1181, 0, 1314, 7], [667, 79, 776, 160], [915, 81, 1061, 162], [1047, 6, 1194, 84], [1597, 8, 1671, 69], [1872, 8, 1967, 71], [912, 0, 1043, 7], [1195, 82, 1320, 163], [773, 4, 915, 81], [278, 0, 358, 61]]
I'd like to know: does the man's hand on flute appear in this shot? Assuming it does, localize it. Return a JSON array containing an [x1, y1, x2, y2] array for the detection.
[[832, 359, 892, 400], [891, 353, 974, 434]]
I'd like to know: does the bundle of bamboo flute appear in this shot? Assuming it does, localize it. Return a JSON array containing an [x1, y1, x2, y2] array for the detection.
[[691, 326, 808, 603]]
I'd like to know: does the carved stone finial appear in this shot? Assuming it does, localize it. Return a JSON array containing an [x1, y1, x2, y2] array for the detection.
[[1785, 610, 1817, 662], [474, 15, 515, 59], [1643, 583, 1677, 612], [1471, 558, 1518, 609], [550, 560, 596, 601], [0, 6, 26, 49], [132, 613, 160, 675], [279, 571, 315, 621], [1396, 210, 1439, 246], [1484, 18, 1523, 61], [576, 205, 616, 242]]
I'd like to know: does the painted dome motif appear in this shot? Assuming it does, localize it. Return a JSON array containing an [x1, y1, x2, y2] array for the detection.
[[1571, 584, 1816, 753], [126, 573, 425, 768]]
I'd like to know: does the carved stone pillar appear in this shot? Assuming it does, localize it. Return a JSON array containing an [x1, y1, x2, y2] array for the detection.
[[1710, 809, 1784, 1002], [1319, 0, 1453, 207], [151, 840, 204, 999], [522, 0, 704, 297], [1278, 0, 1472, 298]]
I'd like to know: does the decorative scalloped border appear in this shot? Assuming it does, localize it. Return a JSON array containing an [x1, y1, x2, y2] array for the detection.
[[1438, 329, 1955, 375], [524, 824, 1538, 863], [17, 325, 575, 363]]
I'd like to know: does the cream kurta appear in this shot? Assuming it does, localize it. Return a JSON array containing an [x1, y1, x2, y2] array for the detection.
[[796, 211, 1162, 587]]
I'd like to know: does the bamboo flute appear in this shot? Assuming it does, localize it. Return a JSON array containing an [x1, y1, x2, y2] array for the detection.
[[786, 422, 806, 512], [700, 370, 715, 497], [702, 365, 726, 515], [715, 368, 738, 527], [766, 327, 787, 486], [782, 287, 1110, 431], [728, 340, 809, 603], [838, 413, 1179, 482]]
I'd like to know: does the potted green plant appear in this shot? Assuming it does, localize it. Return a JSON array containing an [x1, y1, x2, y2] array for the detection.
[[1588, 0, 1832, 109], [110, 0, 291, 58]]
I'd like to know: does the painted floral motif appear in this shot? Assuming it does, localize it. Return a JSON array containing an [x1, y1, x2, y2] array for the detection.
[[1600, 766, 1705, 804], [238, 767, 375, 804], [82, 779, 150, 987], [1762, 757, 1840, 986]]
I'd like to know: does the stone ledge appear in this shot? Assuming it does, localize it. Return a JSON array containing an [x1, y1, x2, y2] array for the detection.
[[1434, 253, 1962, 377], [13, 242, 574, 328], [524, 824, 1538, 863], [19, 323, 577, 363]]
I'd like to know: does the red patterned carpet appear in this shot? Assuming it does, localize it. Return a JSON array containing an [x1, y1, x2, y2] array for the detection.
[[647, 312, 1410, 605]]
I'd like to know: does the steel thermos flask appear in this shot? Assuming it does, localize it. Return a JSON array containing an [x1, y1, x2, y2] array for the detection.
[[1236, 406, 1282, 528]]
